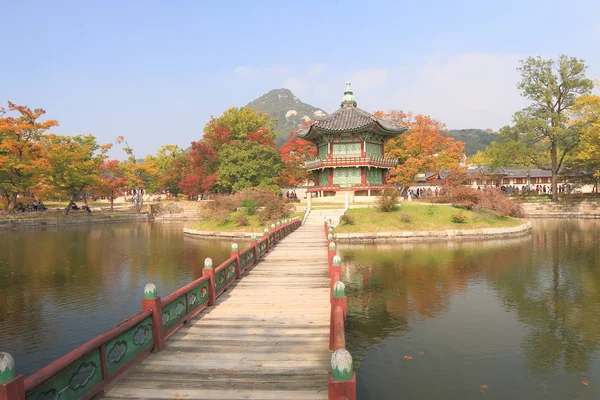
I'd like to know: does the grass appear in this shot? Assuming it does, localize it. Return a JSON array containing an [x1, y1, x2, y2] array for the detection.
[[335, 204, 524, 233], [191, 211, 303, 233]]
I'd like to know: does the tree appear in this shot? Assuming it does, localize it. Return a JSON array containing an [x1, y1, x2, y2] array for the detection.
[[151, 145, 186, 195], [491, 56, 593, 201], [117, 137, 158, 212], [39, 134, 109, 215], [216, 141, 282, 193], [278, 127, 317, 188], [0, 102, 58, 213], [94, 159, 127, 210], [375, 110, 465, 190], [179, 107, 278, 197], [568, 95, 600, 192]]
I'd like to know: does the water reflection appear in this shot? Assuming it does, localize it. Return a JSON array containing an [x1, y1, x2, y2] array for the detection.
[[0, 222, 241, 377], [339, 220, 600, 399]]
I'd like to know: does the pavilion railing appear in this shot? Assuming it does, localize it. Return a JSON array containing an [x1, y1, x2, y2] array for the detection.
[[304, 156, 398, 170], [0, 217, 303, 400], [324, 219, 357, 400]]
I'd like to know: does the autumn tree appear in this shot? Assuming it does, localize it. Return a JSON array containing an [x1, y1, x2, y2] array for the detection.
[[375, 110, 465, 190], [278, 127, 317, 188], [117, 137, 158, 212], [479, 56, 593, 201], [39, 134, 109, 215], [94, 159, 127, 210], [151, 145, 187, 195], [568, 95, 600, 192], [0, 102, 58, 213], [179, 107, 279, 196], [216, 141, 282, 193]]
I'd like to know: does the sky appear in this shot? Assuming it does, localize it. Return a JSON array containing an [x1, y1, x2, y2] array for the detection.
[[2, 0, 600, 157]]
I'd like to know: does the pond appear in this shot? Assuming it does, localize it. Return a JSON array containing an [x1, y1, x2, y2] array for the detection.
[[340, 219, 600, 399], [0, 222, 239, 377]]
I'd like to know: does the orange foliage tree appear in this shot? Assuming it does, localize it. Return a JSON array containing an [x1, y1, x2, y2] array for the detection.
[[94, 159, 127, 211], [278, 126, 317, 188], [0, 102, 58, 213], [375, 110, 465, 190]]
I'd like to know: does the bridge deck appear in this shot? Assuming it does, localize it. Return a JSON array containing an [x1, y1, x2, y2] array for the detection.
[[103, 222, 330, 399]]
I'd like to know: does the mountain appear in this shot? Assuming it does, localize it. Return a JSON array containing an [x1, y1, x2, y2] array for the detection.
[[446, 129, 498, 156], [245, 89, 328, 146]]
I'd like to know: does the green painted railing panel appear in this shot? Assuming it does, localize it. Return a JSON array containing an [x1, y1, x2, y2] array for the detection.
[[240, 249, 254, 270], [104, 317, 153, 376], [226, 260, 237, 284], [25, 349, 102, 400], [187, 280, 210, 313], [215, 268, 227, 293], [161, 295, 186, 332], [258, 241, 267, 256]]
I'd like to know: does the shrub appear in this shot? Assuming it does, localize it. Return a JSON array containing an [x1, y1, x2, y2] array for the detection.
[[177, 193, 187, 201], [340, 213, 355, 225], [377, 189, 400, 212], [234, 187, 279, 208], [234, 212, 249, 226], [240, 198, 258, 215], [451, 212, 467, 223], [400, 213, 412, 223], [205, 195, 237, 213], [258, 199, 293, 223], [440, 186, 525, 218]]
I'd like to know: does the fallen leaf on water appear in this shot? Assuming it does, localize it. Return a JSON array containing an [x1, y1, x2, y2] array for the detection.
[[480, 385, 489, 390], [173, 393, 179, 398], [581, 381, 590, 386], [403, 355, 413, 360], [208, 376, 214, 380], [257, 363, 263, 367], [251, 388, 257, 391]]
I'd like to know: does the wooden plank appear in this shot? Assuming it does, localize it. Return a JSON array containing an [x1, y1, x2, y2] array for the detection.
[[103, 216, 333, 399]]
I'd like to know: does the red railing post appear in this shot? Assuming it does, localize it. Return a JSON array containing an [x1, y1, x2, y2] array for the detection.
[[202, 258, 216, 306], [264, 228, 271, 252], [141, 283, 165, 352], [231, 243, 241, 278], [250, 235, 258, 265], [331, 255, 342, 301], [0, 353, 25, 400], [324, 218, 329, 237], [271, 223, 278, 245], [328, 241, 336, 277]]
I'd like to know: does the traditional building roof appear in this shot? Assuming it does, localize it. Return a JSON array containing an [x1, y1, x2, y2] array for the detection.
[[296, 82, 407, 140]]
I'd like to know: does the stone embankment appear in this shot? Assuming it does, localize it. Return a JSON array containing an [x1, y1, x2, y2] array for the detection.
[[522, 201, 600, 218], [334, 221, 532, 243], [0, 213, 153, 229], [182, 228, 255, 238]]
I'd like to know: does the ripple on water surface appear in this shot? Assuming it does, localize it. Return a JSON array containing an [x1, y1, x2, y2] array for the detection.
[[0, 222, 238, 377]]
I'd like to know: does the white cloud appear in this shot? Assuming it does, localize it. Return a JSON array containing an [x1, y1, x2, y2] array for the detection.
[[307, 63, 326, 79], [399, 53, 528, 130], [234, 65, 251, 75]]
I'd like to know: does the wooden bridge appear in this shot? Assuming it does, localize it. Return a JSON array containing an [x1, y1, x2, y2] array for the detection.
[[0, 212, 356, 400]]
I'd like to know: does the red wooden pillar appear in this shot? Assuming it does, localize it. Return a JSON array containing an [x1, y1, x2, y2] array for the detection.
[[263, 229, 271, 252], [141, 283, 165, 352], [231, 243, 241, 278], [328, 169, 333, 186], [328, 372, 357, 400], [202, 258, 216, 306], [361, 167, 366, 185], [0, 353, 25, 400]]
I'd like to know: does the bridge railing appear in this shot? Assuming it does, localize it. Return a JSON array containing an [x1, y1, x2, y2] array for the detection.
[[0, 217, 303, 400], [325, 219, 357, 400]]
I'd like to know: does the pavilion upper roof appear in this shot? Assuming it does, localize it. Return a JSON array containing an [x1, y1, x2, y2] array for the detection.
[[296, 82, 407, 140]]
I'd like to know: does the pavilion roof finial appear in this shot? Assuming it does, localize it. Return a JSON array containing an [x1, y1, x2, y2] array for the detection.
[[341, 81, 357, 107]]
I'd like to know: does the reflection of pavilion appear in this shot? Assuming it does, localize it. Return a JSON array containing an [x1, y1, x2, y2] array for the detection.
[[297, 83, 407, 201]]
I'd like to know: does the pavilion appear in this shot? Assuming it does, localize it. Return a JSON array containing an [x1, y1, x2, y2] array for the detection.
[[297, 82, 407, 202]]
